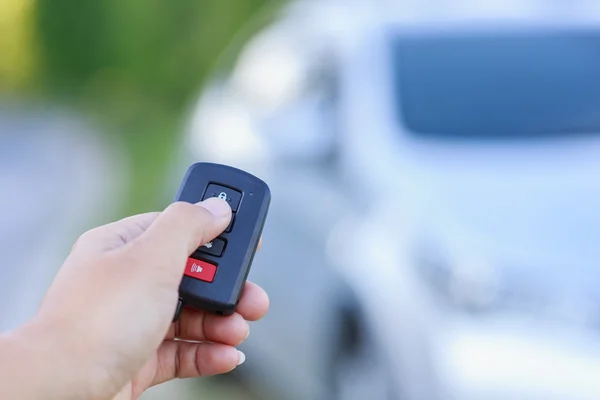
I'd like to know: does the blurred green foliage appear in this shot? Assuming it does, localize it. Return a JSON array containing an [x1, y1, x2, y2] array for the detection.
[[34, 0, 278, 110], [0, 0, 38, 92], [28, 0, 282, 216]]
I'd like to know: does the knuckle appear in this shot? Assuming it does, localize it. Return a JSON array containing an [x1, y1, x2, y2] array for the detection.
[[165, 201, 196, 218], [76, 227, 102, 244], [161, 202, 216, 248], [192, 207, 213, 225], [165, 201, 213, 225]]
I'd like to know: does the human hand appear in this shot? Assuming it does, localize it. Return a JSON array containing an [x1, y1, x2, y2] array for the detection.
[[6, 199, 268, 400]]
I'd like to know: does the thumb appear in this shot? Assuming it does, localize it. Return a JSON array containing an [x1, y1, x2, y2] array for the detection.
[[133, 198, 231, 281]]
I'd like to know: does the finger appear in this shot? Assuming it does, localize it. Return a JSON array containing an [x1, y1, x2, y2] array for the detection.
[[136, 198, 231, 265], [169, 308, 249, 346], [165, 280, 268, 342], [72, 212, 160, 254], [236, 281, 270, 321], [152, 341, 244, 386], [257, 236, 263, 251]]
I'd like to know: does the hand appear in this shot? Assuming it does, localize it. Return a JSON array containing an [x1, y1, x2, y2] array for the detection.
[[5, 199, 269, 400]]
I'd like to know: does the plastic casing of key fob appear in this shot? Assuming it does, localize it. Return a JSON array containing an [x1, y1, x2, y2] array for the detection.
[[174, 162, 271, 316]]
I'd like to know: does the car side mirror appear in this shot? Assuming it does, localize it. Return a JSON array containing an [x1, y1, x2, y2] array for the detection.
[[259, 92, 338, 164]]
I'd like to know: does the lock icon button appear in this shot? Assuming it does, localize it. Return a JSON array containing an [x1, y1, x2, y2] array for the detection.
[[202, 184, 242, 212]]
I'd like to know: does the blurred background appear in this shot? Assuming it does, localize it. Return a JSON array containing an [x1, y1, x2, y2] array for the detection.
[[3, 0, 600, 399]]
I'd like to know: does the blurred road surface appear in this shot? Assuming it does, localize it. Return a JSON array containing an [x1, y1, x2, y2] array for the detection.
[[0, 105, 125, 331]]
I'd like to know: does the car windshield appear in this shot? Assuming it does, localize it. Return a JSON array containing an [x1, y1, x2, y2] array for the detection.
[[391, 30, 600, 139]]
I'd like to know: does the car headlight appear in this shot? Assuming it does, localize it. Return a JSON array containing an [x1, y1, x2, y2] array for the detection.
[[411, 236, 502, 312], [411, 236, 600, 330]]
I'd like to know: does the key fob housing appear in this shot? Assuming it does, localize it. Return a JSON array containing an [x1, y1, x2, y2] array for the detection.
[[174, 162, 271, 316]]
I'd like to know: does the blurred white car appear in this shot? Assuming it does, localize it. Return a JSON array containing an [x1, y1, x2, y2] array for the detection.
[[178, 1, 600, 399]]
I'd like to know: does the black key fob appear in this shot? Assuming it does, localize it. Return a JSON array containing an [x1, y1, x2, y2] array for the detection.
[[172, 162, 270, 319]]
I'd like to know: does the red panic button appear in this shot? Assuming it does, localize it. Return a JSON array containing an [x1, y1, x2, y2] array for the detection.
[[184, 258, 217, 283]]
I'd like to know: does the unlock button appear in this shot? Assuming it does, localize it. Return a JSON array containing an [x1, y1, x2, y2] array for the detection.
[[195, 237, 226, 257], [202, 184, 242, 211]]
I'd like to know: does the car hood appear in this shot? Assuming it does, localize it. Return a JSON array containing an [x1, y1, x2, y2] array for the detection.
[[439, 182, 600, 266], [407, 139, 600, 297]]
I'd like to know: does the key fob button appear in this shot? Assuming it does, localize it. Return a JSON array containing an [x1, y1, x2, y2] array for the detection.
[[196, 237, 226, 257], [202, 184, 242, 211], [184, 258, 218, 282], [224, 213, 235, 233]]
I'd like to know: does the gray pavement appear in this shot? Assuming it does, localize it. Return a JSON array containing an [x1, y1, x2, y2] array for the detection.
[[0, 105, 126, 331]]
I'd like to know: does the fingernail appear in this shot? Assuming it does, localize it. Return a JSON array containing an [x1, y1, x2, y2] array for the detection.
[[198, 197, 231, 217], [237, 350, 246, 365], [245, 328, 250, 339]]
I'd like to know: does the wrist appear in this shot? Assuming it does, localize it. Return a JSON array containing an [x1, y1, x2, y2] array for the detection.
[[0, 320, 53, 399], [0, 318, 94, 400]]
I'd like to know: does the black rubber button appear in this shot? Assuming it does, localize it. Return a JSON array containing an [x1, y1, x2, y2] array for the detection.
[[196, 237, 226, 257], [202, 184, 242, 211], [225, 213, 235, 233]]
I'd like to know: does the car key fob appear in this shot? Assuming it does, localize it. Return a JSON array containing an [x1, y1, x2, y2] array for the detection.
[[172, 162, 270, 320]]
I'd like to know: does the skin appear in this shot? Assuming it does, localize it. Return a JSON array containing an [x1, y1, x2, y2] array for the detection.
[[0, 198, 269, 400]]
